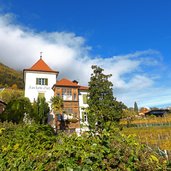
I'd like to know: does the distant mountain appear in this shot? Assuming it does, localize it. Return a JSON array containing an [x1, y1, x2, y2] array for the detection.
[[0, 62, 24, 89]]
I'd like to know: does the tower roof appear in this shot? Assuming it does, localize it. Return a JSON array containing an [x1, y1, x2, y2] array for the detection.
[[24, 58, 58, 74]]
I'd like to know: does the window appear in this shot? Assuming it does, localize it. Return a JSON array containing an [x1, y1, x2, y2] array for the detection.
[[62, 88, 72, 100], [56, 88, 61, 97], [38, 93, 45, 98], [64, 108, 73, 114], [82, 112, 88, 122], [73, 93, 77, 101], [83, 94, 87, 104], [36, 78, 48, 85]]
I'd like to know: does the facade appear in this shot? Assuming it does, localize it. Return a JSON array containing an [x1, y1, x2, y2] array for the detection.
[[52, 78, 88, 131], [23, 57, 58, 103], [24, 57, 88, 131], [79, 86, 89, 130]]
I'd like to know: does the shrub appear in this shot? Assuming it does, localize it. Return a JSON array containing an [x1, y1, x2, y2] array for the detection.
[[0, 122, 169, 170]]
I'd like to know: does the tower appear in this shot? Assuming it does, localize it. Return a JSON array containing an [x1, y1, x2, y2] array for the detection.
[[23, 56, 58, 103]]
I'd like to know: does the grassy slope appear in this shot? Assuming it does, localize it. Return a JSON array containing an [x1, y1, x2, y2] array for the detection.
[[0, 63, 24, 89]]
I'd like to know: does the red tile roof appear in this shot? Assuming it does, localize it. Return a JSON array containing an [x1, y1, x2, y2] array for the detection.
[[54, 78, 89, 90], [79, 86, 89, 90], [24, 58, 58, 73], [56, 78, 79, 87]]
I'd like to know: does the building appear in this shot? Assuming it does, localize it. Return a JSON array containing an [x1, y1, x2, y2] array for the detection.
[[52, 78, 89, 131], [145, 109, 169, 117], [23, 56, 88, 131], [23, 56, 58, 103], [79, 86, 89, 130]]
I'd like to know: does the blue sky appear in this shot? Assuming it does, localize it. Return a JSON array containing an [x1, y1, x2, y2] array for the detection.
[[0, 0, 171, 108]]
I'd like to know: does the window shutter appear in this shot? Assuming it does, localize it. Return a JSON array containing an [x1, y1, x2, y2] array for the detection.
[[45, 79, 48, 85], [82, 112, 84, 122], [36, 78, 38, 85], [83, 94, 87, 104]]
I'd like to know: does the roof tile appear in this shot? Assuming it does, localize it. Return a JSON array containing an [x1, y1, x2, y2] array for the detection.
[[55, 78, 89, 90], [79, 86, 89, 90], [24, 58, 58, 73], [56, 78, 79, 87]]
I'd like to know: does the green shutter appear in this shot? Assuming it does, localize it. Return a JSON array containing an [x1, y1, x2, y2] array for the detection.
[[36, 78, 38, 85], [45, 79, 48, 85], [83, 94, 87, 104]]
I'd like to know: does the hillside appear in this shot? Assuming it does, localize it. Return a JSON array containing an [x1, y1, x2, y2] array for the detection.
[[0, 62, 24, 89]]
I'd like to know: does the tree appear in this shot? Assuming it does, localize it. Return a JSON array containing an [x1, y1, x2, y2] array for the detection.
[[50, 96, 63, 114], [0, 97, 32, 123], [122, 109, 137, 127], [87, 65, 125, 131], [0, 88, 24, 104], [134, 101, 139, 114], [150, 107, 159, 110], [31, 97, 50, 124], [11, 84, 18, 90], [50, 96, 64, 131]]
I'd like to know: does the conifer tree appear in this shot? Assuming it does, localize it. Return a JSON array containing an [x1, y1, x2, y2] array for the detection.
[[87, 65, 124, 131], [134, 101, 139, 114], [32, 97, 49, 124]]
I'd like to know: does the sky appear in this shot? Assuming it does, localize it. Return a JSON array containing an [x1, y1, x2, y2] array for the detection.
[[0, 0, 171, 108]]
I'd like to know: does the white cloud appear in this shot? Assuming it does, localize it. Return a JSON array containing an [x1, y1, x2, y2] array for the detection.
[[0, 13, 168, 107]]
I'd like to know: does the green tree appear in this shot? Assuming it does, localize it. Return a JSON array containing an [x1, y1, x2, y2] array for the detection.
[[122, 109, 137, 127], [50, 96, 64, 131], [0, 88, 24, 103], [0, 97, 32, 123], [87, 65, 124, 131], [150, 107, 159, 110], [31, 97, 50, 124], [134, 101, 139, 114], [50, 96, 63, 114]]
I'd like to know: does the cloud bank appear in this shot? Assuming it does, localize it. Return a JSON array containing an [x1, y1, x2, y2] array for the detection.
[[0, 14, 167, 107]]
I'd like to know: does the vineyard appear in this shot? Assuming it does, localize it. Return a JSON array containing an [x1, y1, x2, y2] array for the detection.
[[122, 127, 171, 150], [120, 114, 171, 126], [121, 115, 171, 160]]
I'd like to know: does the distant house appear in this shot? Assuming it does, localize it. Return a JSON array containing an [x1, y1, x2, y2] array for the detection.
[[0, 99, 6, 114], [145, 109, 169, 117], [139, 107, 150, 116]]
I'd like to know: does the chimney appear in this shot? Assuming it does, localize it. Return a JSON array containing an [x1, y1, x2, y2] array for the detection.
[[73, 80, 79, 85]]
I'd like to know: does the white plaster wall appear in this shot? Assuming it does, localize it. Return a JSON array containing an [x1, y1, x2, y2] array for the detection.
[[24, 71, 57, 103], [79, 90, 88, 125]]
